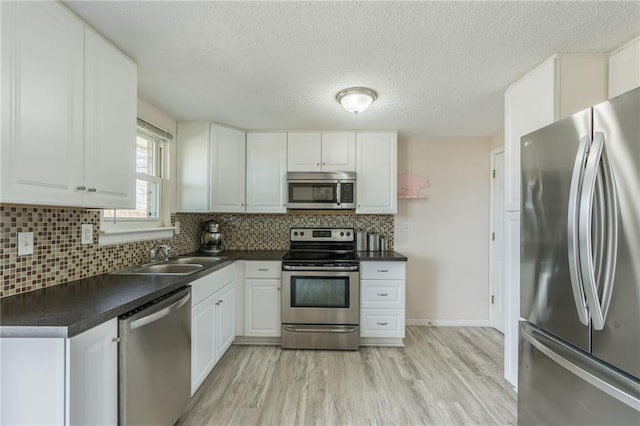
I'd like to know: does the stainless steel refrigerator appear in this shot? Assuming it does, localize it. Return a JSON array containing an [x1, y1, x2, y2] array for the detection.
[[518, 87, 640, 425]]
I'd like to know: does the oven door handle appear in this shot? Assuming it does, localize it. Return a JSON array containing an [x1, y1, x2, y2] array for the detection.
[[282, 265, 359, 271], [283, 325, 358, 333]]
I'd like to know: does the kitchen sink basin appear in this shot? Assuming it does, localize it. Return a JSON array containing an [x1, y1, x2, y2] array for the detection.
[[168, 256, 225, 265], [111, 263, 204, 275]]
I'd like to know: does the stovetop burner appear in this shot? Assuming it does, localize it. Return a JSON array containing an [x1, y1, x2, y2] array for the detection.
[[282, 227, 358, 265]]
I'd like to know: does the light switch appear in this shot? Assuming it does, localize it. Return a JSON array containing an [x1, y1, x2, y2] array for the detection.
[[81, 224, 93, 245], [18, 232, 34, 256]]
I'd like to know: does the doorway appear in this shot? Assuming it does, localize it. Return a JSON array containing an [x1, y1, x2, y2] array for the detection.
[[489, 148, 505, 333]]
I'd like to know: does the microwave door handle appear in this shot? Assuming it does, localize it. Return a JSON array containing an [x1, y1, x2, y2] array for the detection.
[[336, 182, 341, 205]]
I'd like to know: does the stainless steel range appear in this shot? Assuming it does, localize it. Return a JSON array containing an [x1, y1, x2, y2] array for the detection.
[[281, 228, 360, 350]]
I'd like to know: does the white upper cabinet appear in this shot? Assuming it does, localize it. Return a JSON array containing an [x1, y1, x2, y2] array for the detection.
[[1, 1, 85, 206], [246, 132, 287, 213], [609, 38, 640, 99], [83, 28, 137, 209], [321, 132, 356, 171], [504, 54, 608, 211], [356, 132, 398, 214], [1, 1, 137, 209], [210, 124, 246, 212], [177, 122, 246, 213], [287, 132, 356, 172]]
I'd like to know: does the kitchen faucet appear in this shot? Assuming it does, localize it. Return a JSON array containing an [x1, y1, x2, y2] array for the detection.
[[149, 241, 171, 263]]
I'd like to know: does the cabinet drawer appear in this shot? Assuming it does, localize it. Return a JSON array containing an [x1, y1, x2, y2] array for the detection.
[[361, 280, 405, 309], [245, 261, 281, 279], [191, 263, 235, 306], [361, 261, 405, 280], [360, 309, 405, 338]]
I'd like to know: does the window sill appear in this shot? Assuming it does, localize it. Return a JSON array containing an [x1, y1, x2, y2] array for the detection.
[[99, 227, 175, 246]]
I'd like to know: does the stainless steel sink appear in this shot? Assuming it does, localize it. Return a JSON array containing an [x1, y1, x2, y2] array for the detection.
[[168, 256, 225, 265], [111, 263, 204, 275]]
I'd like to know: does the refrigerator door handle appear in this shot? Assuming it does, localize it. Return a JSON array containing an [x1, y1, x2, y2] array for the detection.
[[522, 326, 640, 412], [579, 132, 618, 330], [567, 135, 591, 325]]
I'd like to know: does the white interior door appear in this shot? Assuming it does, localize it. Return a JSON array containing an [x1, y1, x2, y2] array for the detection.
[[490, 149, 506, 333]]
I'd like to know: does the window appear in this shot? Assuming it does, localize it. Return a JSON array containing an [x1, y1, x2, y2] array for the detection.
[[104, 129, 165, 220], [100, 119, 173, 245]]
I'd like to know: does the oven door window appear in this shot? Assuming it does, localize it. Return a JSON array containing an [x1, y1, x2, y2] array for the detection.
[[290, 276, 350, 308], [289, 183, 337, 204]]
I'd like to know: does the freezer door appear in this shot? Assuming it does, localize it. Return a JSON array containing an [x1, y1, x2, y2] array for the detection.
[[520, 109, 591, 351], [592, 87, 640, 378], [519, 322, 640, 426]]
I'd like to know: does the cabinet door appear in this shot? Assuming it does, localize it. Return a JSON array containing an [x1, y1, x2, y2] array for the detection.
[[321, 132, 356, 171], [356, 132, 397, 214], [287, 132, 322, 171], [191, 295, 216, 395], [84, 28, 137, 209], [211, 125, 246, 212], [1, 1, 85, 206], [69, 318, 118, 426], [216, 282, 236, 359], [177, 121, 211, 212], [246, 132, 287, 213], [245, 279, 281, 337]]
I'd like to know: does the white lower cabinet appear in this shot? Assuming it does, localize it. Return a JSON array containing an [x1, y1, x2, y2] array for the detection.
[[360, 261, 406, 342], [190, 264, 236, 395], [244, 261, 282, 337], [0, 318, 118, 425]]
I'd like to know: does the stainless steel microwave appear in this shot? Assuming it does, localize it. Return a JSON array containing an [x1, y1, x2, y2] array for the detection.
[[286, 172, 356, 210]]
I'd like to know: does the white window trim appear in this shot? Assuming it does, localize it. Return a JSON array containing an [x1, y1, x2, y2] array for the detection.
[[99, 226, 175, 246]]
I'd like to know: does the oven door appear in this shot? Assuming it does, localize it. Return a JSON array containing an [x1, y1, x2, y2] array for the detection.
[[281, 270, 359, 325]]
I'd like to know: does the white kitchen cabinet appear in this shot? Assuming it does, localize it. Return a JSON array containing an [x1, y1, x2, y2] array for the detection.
[[504, 54, 608, 212], [360, 261, 406, 343], [1, 2, 137, 209], [83, 27, 137, 209], [177, 122, 246, 213], [190, 263, 236, 395], [246, 132, 287, 213], [0, 318, 118, 425], [287, 131, 356, 172], [609, 37, 640, 99], [244, 261, 282, 337], [211, 124, 246, 212], [356, 132, 398, 214]]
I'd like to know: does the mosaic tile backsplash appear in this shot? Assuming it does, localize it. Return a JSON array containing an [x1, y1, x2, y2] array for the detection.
[[1, 205, 393, 298]]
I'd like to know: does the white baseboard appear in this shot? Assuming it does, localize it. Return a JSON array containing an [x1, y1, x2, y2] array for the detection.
[[406, 319, 491, 327]]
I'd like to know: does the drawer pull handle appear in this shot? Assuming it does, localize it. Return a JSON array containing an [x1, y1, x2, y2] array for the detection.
[[377, 293, 389, 296], [376, 322, 388, 326], [378, 269, 389, 273], [258, 268, 269, 271]]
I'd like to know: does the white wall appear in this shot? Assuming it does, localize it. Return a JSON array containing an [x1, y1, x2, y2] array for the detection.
[[490, 131, 504, 150], [395, 137, 491, 325], [609, 37, 640, 99]]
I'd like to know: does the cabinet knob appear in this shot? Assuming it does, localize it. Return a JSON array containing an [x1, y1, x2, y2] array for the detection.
[[277, 287, 280, 291], [77, 186, 86, 191], [323, 162, 326, 166], [316, 163, 320, 166], [218, 300, 223, 304], [87, 188, 97, 192], [215, 301, 220, 306]]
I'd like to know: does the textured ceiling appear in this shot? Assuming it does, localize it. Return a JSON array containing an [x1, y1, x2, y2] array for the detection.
[[64, 1, 639, 138]]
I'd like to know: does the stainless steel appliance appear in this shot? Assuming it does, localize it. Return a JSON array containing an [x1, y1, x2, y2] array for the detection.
[[286, 172, 356, 210], [200, 220, 223, 253], [281, 228, 360, 350], [119, 286, 191, 426], [519, 88, 640, 425]]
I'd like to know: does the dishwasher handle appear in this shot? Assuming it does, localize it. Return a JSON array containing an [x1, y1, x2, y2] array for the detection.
[[128, 289, 191, 330]]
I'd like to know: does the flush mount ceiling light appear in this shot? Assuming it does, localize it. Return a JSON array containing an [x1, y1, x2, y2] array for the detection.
[[336, 87, 377, 115]]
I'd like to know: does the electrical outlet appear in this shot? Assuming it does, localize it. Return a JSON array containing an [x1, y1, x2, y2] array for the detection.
[[403, 222, 409, 232], [174, 221, 181, 235], [18, 232, 34, 255], [81, 224, 93, 245]]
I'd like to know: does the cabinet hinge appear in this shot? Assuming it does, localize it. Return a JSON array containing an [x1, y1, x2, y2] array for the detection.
[[492, 169, 496, 178], [491, 295, 495, 304], [491, 232, 495, 241]]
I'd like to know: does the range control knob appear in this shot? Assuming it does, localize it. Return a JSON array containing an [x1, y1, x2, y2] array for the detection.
[[340, 232, 345, 237], [346, 232, 351, 237], [293, 231, 298, 236], [300, 231, 305, 236]]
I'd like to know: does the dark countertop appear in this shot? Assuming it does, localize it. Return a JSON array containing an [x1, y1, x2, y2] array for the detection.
[[0, 250, 286, 338], [357, 251, 408, 261]]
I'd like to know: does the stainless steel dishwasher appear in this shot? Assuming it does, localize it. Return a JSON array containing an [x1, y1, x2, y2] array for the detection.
[[119, 286, 191, 426]]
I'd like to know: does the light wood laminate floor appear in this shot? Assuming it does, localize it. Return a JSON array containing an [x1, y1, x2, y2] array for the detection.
[[178, 326, 517, 426]]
